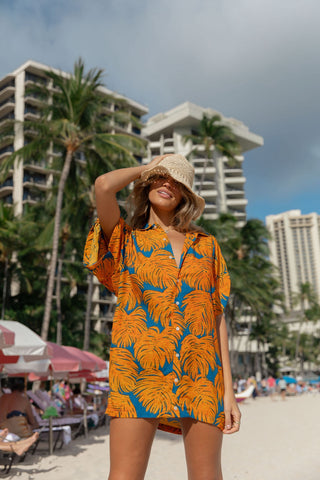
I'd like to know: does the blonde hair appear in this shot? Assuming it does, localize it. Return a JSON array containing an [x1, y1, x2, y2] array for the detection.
[[125, 174, 203, 232]]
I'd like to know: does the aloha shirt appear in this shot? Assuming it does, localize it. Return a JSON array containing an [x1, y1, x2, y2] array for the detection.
[[83, 217, 230, 434]]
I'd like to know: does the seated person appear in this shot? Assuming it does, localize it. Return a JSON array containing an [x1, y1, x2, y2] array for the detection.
[[0, 378, 39, 438], [72, 386, 87, 413], [0, 428, 39, 456]]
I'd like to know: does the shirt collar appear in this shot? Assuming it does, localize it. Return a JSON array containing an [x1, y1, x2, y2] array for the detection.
[[138, 223, 210, 237]]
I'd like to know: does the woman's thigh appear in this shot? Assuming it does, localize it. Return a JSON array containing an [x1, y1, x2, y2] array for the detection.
[[108, 417, 159, 480], [181, 418, 223, 480]]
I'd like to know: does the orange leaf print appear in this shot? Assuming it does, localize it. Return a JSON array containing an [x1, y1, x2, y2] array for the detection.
[[134, 327, 178, 369], [214, 365, 225, 403], [112, 306, 147, 347], [182, 290, 214, 336], [192, 236, 213, 258], [110, 348, 139, 393], [142, 287, 181, 327], [117, 270, 143, 311], [177, 375, 218, 422], [124, 237, 139, 268], [136, 230, 168, 252], [108, 391, 137, 417], [136, 250, 177, 288], [180, 335, 216, 379], [182, 254, 212, 290], [134, 370, 177, 415]]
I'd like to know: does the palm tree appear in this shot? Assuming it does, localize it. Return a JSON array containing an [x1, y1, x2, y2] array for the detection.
[[198, 214, 283, 375], [1, 58, 145, 341], [184, 114, 240, 206], [292, 282, 320, 372]]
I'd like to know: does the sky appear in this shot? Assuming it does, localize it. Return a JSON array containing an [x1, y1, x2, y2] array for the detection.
[[1, 0, 319, 222]]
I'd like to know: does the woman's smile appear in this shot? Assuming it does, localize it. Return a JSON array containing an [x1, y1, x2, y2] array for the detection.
[[157, 189, 173, 199]]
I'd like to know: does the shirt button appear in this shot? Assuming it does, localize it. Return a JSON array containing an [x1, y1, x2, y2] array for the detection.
[[173, 406, 178, 411], [175, 301, 180, 305], [169, 255, 173, 259], [175, 353, 180, 358], [174, 378, 179, 383], [175, 327, 180, 331]]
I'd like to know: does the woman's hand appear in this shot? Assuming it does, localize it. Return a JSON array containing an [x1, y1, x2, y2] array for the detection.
[[223, 392, 241, 434]]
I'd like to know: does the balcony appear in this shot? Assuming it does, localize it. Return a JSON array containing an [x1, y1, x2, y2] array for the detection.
[[227, 208, 246, 218], [25, 72, 47, 86], [22, 187, 46, 204], [24, 105, 39, 119], [0, 97, 15, 117], [0, 144, 14, 159], [24, 93, 44, 107], [0, 86, 15, 103], [226, 198, 248, 207], [0, 113, 15, 130], [226, 189, 245, 198], [0, 177, 14, 197], [224, 174, 245, 183], [194, 166, 216, 175]]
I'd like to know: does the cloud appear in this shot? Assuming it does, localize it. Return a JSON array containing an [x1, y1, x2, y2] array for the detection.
[[0, 0, 319, 219]]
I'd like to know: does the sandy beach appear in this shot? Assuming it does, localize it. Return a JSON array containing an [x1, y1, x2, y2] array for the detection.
[[9, 393, 320, 480]]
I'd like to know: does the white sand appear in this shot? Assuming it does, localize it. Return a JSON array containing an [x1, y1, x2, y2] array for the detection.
[[12, 394, 320, 480]]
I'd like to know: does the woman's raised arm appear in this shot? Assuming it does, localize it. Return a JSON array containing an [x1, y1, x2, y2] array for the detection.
[[95, 156, 168, 238]]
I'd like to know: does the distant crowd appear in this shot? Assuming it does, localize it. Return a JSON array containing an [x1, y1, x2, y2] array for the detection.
[[233, 375, 320, 400]]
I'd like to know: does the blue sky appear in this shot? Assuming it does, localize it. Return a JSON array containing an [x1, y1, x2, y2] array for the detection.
[[1, 0, 319, 222]]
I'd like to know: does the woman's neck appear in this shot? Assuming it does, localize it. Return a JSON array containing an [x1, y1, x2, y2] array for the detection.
[[148, 207, 175, 231]]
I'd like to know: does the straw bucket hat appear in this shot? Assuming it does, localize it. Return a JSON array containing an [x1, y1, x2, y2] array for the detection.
[[140, 154, 205, 218]]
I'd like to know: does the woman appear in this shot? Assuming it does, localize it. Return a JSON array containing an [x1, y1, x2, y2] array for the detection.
[[84, 154, 241, 480]]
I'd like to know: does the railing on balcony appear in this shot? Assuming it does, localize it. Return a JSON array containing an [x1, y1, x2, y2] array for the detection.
[[0, 145, 14, 156], [0, 97, 15, 109]]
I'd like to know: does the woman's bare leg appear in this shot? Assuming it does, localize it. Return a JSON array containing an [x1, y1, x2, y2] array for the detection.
[[181, 418, 223, 480], [108, 418, 159, 480]]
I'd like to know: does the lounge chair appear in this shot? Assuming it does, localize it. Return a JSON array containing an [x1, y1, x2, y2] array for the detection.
[[0, 451, 19, 474]]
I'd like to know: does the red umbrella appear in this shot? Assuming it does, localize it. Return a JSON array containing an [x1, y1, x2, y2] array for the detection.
[[46, 342, 81, 373], [0, 324, 15, 348], [63, 346, 99, 372], [0, 351, 19, 364], [82, 350, 106, 371]]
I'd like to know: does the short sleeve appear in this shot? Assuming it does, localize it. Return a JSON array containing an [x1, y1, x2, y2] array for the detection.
[[212, 237, 231, 316], [83, 217, 130, 295]]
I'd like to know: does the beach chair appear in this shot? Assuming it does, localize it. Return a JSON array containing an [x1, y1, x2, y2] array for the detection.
[[0, 451, 19, 474]]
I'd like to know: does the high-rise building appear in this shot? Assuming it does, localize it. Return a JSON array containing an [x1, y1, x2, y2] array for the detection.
[[143, 102, 263, 225], [0, 60, 148, 215], [0, 60, 148, 334], [266, 210, 320, 310]]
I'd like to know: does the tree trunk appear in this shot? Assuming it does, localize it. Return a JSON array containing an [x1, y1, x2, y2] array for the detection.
[[55, 257, 63, 345], [1, 258, 9, 319], [83, 273, 94, 350], [41, 149, 73, 341]]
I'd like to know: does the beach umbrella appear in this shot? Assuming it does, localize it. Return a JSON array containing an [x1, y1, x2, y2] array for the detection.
[[282, 375, 297, 384], [47, 342, 81, 373], [0, 324, 15, 348], [0, 320, 49, 361], [63, 346, 100, 371], [81, 350, 106, 371], [18, 343, 82, 380], [3, 356, 51, 375]]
